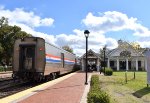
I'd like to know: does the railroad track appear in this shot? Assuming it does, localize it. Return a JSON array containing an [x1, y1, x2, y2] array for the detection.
[[0, 79, 40, 99], [0, 77, 12, 82], [0, 71, 73, 99], [0, 78, 14, 90], [0, 77, 58, 98]]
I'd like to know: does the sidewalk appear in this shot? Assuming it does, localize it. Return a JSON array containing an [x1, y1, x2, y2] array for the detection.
[[0, 71, 12, 78], [19, 72, 90, 103], [0, 71, 12, 74]]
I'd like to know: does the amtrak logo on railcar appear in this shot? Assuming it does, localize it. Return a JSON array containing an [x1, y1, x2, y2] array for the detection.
[[46, 54, 75, 64], [46, 54, 61, 63]]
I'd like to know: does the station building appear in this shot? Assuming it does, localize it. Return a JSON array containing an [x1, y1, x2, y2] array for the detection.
[[80, 49, 100, 71], [80, 40, 148, 71]]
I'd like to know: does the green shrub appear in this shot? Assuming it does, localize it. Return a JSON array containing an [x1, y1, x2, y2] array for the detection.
[[0, 66, 4, 72], [72, 64, 81, 72], [105, 68, 113, 76], [90, 75, 100, 92], [88, 91, 110, 103], [131, 67, 136, 71], [87, 75, 110, 103], [138, 67, 145, 71], [90, 75, 99, 86]]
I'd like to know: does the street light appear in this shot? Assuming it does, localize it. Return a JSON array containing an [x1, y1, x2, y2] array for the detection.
[[84, 30, 90, 85], [103, 45, 106, 75]]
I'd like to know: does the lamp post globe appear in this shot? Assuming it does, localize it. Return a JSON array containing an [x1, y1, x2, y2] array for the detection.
[[84, 30, 90, 85], [84, 30, 90, 38]]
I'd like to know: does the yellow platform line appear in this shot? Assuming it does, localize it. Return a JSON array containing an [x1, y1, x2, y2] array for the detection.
[[0, 72, 76, 103]]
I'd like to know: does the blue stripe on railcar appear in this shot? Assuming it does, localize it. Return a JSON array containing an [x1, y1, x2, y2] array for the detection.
[[65, 61, 75, 64], [46, 59, 75, 64], [46, 58, 61, 63]]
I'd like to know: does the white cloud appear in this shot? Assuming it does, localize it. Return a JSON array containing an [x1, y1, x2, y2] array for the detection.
[[1, 7, 150, 56], [0, 7, 56, 45], [82, 11, 150, 37], [10, 22, 56, 45], [81, 11, 150, 51], [82, 11, 128, 31], [0, 7, 54, 27], [0, 7, 120, 56], [55, 30, 118, 56], [40, 18, 54, 26]]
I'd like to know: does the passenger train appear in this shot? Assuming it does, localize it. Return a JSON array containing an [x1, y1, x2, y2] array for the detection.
[[12, 37, 77, 81]]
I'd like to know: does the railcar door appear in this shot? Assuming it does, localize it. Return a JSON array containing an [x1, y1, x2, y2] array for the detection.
[[19, 45, 35, 72]]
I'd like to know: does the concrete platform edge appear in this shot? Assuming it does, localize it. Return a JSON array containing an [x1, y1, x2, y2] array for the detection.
[[0, 72, 76, 103], [80, 73, 91, 103]]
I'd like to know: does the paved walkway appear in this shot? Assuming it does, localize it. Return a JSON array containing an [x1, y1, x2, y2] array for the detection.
[[19, 72, 90, 103], [0, 71, 12, 78], [0, 71, 12, 74]]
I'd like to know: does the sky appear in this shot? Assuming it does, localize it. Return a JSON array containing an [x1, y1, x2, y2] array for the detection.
[[1, 0, 150, 56]]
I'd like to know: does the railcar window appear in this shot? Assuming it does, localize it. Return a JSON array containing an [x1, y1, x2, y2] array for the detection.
[[24, 47, 35, 70], [19, 46, 35, 71], [25, 47, 34, 58], [61, 53, 64, 68], [75, 58, 77, 64]]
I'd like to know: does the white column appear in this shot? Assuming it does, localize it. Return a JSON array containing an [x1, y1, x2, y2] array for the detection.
[[145, 58, 147, 71], [117, 58, 119, 71], [97, 59, 100, 71], [136, 58, 138, 71], [126, 58, 128, 71], [107, 58, 110, 68], [82, 58, 84, 71]]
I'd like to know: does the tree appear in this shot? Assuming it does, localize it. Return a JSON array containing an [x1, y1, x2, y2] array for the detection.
[[99, 47, 109, 59], [99, 48, 104, 59], [130, 42, 141, 50], [0, 16, 8, 27], [62, 45, 73, 53], [0, 17, 32, 65]]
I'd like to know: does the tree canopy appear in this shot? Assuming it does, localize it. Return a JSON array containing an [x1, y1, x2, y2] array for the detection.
[[62, 45, 73, 53], [130, 42, 141, 50], [0, 17, 32, 65], [99, 46, 109, 59]]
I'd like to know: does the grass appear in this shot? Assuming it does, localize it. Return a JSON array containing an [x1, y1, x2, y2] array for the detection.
[[99, 71, 150, 103], [114, 72, 147, 90]]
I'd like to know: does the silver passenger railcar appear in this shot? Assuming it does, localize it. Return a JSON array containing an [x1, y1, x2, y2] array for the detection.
[[12, 37, 76, 81]]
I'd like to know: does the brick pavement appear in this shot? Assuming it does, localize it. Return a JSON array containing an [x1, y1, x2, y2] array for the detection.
[[19, 72, 86, 103]]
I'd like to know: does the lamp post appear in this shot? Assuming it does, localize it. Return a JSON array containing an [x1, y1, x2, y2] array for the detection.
[[84, 30, 90, 85], [103, 45, 106, 75]]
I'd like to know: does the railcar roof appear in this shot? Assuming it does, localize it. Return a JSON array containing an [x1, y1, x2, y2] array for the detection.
[[18, 37, 76, 56], [45, 42, 76, 56]]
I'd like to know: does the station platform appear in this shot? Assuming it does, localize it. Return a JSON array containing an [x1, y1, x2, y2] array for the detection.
[[0, 71, 93, 103], [0, 71, 12, 79], [0, 71, 12, 74]]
